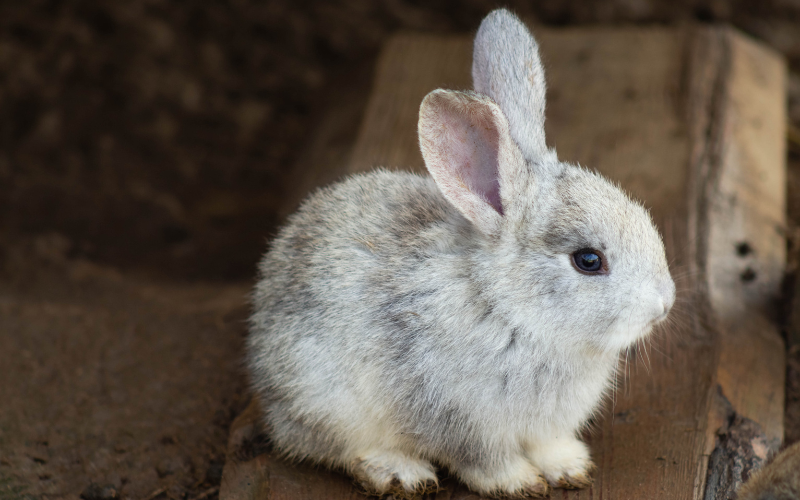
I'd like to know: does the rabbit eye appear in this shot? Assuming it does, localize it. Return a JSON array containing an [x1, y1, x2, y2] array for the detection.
[[571, 248, 607, 275]]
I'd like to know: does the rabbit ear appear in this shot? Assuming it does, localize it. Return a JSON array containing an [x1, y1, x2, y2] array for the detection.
[[472, 9, 548, 162], [419, 89, 525, 236]]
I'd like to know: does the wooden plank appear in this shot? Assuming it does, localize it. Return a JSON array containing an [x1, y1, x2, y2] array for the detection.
[[221, 25, 786, 500], [703, 30, 786, 446], [695, 28, 787, 500]]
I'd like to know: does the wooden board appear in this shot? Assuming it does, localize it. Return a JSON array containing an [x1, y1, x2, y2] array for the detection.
[[221, 26, 786, 500]]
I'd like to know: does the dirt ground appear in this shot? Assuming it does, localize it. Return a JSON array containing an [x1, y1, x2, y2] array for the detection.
[[2, 1, 800, 499]]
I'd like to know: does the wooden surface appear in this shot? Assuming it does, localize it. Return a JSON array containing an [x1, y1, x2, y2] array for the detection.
[[221, 26, 786, 500], [702, 29, 786, 446]]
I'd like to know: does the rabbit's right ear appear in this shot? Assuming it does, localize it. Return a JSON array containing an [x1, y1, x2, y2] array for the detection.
[[473, 9, 548, 163], [419, 89, 525, 237]]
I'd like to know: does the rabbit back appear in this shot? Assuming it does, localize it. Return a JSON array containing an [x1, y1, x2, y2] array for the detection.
[[248, 169, 462, 463]]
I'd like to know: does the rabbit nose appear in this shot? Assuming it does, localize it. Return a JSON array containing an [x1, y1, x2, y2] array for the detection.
[[658, 279, 676, 316], [657, 300, 669, 320]]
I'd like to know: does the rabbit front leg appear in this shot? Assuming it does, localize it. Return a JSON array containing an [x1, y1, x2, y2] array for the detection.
[[525, 435, 595, 489], [449, 452, 550, 498]]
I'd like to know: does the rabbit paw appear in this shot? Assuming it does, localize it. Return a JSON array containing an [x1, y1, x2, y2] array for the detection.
[[459, 456, 551, 498], [527, 437, 595, 489], [351, 450, 439, 498]]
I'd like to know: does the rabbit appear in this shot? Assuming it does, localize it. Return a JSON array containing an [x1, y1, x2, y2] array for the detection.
[[247, 8, 675, 499]]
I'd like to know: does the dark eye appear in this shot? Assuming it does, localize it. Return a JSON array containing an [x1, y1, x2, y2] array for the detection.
[[571, 248, 606, 274]]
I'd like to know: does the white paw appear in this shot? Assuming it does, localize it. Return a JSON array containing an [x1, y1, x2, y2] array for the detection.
[[350, 450, 438, 498], [526, 437, 594, 489], [457, 455, 550, 498]]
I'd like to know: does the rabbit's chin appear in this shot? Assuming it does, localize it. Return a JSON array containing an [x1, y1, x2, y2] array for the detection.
[[600, 323, 657, 354]]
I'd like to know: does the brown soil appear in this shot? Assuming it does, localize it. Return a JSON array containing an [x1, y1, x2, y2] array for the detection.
[[2, 1, 800, 499], [0, 237, 250, 500]]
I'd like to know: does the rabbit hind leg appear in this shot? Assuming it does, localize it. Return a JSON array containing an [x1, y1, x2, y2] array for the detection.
[[349, 449, 439, 498]]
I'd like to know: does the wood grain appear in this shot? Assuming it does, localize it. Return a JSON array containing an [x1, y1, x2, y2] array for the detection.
[[220, 26, 786, 500]]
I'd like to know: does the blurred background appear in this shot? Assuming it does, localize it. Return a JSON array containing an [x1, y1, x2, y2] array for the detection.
[[1, 1, 800, 499], [3, 0, 800, 282]]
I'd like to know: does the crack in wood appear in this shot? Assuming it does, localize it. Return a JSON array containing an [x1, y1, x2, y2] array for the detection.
[[703, 387, 774, 500]]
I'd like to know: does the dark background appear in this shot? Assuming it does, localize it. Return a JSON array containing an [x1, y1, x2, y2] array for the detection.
[[3, 0, 800, 282], [1, 1, 799, 499]]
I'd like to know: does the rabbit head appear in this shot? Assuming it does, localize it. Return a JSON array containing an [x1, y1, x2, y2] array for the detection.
[[418, 10, 675, 354]]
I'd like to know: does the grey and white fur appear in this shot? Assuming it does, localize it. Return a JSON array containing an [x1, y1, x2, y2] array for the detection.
[[247, 9, 675, 499]]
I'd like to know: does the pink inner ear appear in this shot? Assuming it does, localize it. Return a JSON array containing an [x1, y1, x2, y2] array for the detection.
[[441, 111, 504, 215]]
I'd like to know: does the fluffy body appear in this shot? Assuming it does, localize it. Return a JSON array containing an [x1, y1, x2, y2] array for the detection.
[[247, 9, 674, 498]]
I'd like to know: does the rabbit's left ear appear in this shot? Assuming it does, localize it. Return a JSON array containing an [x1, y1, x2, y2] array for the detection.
[[418, 89, 526, 237], [473, 9, 548, 163]]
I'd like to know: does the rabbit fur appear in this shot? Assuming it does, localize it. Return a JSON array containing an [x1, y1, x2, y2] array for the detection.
[[247, 8, 675, 499]]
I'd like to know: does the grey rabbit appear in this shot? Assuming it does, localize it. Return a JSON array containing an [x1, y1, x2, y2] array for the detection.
[[247, 8, 675, 498]]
